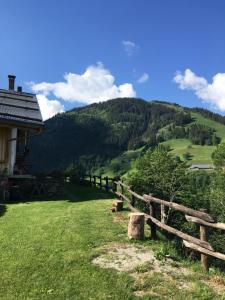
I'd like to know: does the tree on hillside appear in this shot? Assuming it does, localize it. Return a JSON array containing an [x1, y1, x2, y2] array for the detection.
[[212, 142, 225, 167], [129, 146, 187, 200]]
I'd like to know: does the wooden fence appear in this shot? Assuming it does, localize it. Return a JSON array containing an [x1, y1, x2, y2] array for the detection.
[[79, 174, 225, 271], [80, 174, 118, 192], [113, 180, 225, 271]]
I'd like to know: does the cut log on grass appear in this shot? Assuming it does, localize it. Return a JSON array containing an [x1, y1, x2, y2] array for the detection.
[[112, 200, 123, 212], [128, 212, 145, 240]]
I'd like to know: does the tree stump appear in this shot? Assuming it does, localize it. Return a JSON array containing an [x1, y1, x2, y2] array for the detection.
[[111, 200, 123, 212], [128, 213, 145, 240]]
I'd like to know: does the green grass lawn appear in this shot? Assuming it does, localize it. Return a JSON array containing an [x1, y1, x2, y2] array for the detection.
[[191, 112, 225, 141], [0, 184, 225, 299]]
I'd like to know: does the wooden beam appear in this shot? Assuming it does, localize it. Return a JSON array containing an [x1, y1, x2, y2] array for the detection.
[[147, 215, 213, 251], [127, 189, 146, 202], [144, 194, 215, 223], [185, 215, 225, 231], [183, 240, 225, 262]]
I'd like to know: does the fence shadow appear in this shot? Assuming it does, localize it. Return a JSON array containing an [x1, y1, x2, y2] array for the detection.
[[0, 204, 7, 217], [66, 183, 116, 203]]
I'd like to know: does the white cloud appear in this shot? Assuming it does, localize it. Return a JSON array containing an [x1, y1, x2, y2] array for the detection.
[[30, 63, 136, 105], [37, 94, 65, 121], [137, 73, 149, 83], [122, 40, 139, 56], [174, 69, 225, 111]]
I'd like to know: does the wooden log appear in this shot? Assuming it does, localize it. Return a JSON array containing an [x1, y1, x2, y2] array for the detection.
[[199, 209, 209, 271], [128, 212, 145, 240], [183, 240, 225, 261], [147, 215, 213, 251], [112, 200, 123, 212], [144, 194, 215, 223], [185, 215, 225, 231]]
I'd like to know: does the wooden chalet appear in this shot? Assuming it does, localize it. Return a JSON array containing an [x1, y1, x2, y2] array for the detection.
[[0, 75, 43, 176]]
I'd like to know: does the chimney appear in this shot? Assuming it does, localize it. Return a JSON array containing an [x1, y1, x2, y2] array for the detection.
[[8, 75, 16, 91], [17, 86, 22, 92]]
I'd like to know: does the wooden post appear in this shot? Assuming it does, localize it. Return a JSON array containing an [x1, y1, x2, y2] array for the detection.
[[128, 212, 145, 240], [120, 179, 124, 200], [93, 176, 96, 187], [89, 174, 92, 186], [99, 175, 102, 190], [105, 176, 109, 192], [161, 204, 166, 224], [131, 194, 136, 206], [149, 198, 157, 240], [112, 177, 117, 192], [199, 209, 209, 271]]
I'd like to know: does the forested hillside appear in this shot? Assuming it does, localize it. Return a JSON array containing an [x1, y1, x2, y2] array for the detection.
[[29, 98, 225, 173]]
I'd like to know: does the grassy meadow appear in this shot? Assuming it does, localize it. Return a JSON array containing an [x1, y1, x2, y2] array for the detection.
[[0, 184, 225, 299]]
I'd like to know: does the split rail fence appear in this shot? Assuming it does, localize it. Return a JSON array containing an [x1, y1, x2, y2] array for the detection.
[[80, 174, 225, 271]]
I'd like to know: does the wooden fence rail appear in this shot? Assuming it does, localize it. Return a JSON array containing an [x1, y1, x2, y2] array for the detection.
[[78, 174, 225, 270]]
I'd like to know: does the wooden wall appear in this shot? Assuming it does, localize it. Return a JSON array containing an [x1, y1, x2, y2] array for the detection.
[[0, 127, 10, 174]]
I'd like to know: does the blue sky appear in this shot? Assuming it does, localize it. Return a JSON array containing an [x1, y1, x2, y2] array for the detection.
[[1, 0, 225, 119]]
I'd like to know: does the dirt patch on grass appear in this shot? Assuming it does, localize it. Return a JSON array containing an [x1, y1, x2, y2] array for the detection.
[[202, 275, 225, 295], [92, 243, 193, 297], [92, 244, 191, 275], [93, 244, 225, 298]]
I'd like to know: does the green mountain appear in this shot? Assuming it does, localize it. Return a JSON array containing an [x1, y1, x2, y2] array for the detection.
[[29, 98, 225, 173]]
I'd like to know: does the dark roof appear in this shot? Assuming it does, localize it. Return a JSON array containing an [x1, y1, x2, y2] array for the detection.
[[189, 164, 214, 169], [0, 89, 43, 128]]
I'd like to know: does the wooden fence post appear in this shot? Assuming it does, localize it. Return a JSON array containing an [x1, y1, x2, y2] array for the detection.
[[93, 176, 96, 188], [89, 175, 92, 186], [161, 204, 166, 224], [99, 175, 102, 190], [199, 208, 209, 271], [112, 177, 117, 192], [131, 194, 136, 206], [120, 179, 124, 195], [105, 176, 109, 192], [149, 196, 157, 240]]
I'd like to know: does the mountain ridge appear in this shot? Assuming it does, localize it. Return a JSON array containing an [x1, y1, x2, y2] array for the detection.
[[29, 98, 225, 173]]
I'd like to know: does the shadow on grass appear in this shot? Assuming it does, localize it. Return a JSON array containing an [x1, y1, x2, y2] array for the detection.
[[4, 183, 116, 205], [66, 183, 116, 203], [0, 204, 7, 217]]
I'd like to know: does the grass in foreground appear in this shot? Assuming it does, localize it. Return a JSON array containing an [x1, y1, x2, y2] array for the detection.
[[0, 184, 224, 299]]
